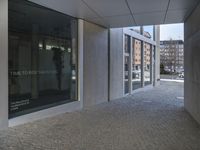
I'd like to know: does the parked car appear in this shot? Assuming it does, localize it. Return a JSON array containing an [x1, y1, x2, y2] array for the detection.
[[132, 70, 141, 79], [179, 71, 184, 78]]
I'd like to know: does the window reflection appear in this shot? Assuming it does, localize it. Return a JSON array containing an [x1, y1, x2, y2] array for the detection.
[[8, 0, 78, 118], [132, 39, 142, 90], [144, 43, 152, 85]]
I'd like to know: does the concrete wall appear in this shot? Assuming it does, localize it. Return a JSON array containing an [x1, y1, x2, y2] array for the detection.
[[155, 25, 160, 85], [0, 0, 8, 129], [184, 3, 200, 124], [109, 28, 124, 100], [83, 21, 108, 107]]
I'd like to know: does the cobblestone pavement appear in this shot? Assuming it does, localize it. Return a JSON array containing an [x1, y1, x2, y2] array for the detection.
[[0, 81, 200, 150]]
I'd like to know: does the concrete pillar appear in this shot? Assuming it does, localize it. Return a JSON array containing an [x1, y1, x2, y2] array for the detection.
[[150, 45, 153, 84], [0, 0, 8, 129], [184, 3, 200, 124], [154, 25, 160, 86], [140, 26, 145, 87], [131, 38, 135, 92], [152, 46, 156, 86], [141, 41, 145, 87], [153, 26, 156, 86], [129, 37, 133, 94], [83, 21, 108, 107], [109, 28, 123, 100], [78, 19, 84, 108]]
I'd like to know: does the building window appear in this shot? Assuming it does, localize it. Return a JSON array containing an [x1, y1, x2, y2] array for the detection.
[[144, 43, 152, 86], [132, 38, 142, 90], [8, 0, 78, 118]]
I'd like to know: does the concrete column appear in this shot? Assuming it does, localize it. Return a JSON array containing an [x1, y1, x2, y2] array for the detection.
[[153, 26, 156, 86], [154, 25, 160, 85], [184, 2, 200, 124], [0, 0, 8, 129], [153, 46, 156, 86], [141, 41, 145, 87], [153, 25, 156, 41], [78, 19, 84, 108], [141, 27, 145, 87], [83, 21, 108, 107], [132, 38, 135, 92], [109, 28, 123, 100], [150, 45, 153, 84], [129, 37, 133, 94], [108, 29, 110, 101]]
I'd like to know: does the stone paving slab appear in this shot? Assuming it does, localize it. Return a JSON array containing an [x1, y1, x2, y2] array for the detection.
[[0, 81, 200, 150]]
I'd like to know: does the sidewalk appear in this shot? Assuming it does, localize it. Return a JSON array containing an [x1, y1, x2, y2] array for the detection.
[[0, 81, 199, 150]]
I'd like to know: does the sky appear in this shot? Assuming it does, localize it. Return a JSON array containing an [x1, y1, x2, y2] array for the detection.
[[160, 23, 184, 41]]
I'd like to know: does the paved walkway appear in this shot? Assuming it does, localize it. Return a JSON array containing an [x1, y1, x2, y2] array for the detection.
[[0, 81, 200, 150], [160, 79, 184, 83]]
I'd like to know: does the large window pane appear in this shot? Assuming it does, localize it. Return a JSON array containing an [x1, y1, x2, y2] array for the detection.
[[132, 39, 142, 90], [8, 0, 78, 118], [144, 43, 152, 85]]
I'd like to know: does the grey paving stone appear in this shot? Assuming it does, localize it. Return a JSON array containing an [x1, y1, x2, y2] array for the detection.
[[0, 81, 200, 150]]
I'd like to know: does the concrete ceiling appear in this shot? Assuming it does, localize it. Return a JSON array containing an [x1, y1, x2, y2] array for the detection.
[[29, 0, 200, 28]]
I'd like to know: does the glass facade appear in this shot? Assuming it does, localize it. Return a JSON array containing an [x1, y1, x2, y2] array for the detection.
[[8, 0, 78, 118], [124, 35, 131, 94], [144, 42, 152, 85], [124, 26, 155, 94], [132, 39, 142, 90], [129, 26, 154, 40]]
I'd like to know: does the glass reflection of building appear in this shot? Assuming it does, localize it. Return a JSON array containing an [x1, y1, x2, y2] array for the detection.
[[144, 42, 151, 85], [8, 0, 78, 118], [124, 25, 155, 93], [124, 35, 131, 94], [132, 39, 142, 90]]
